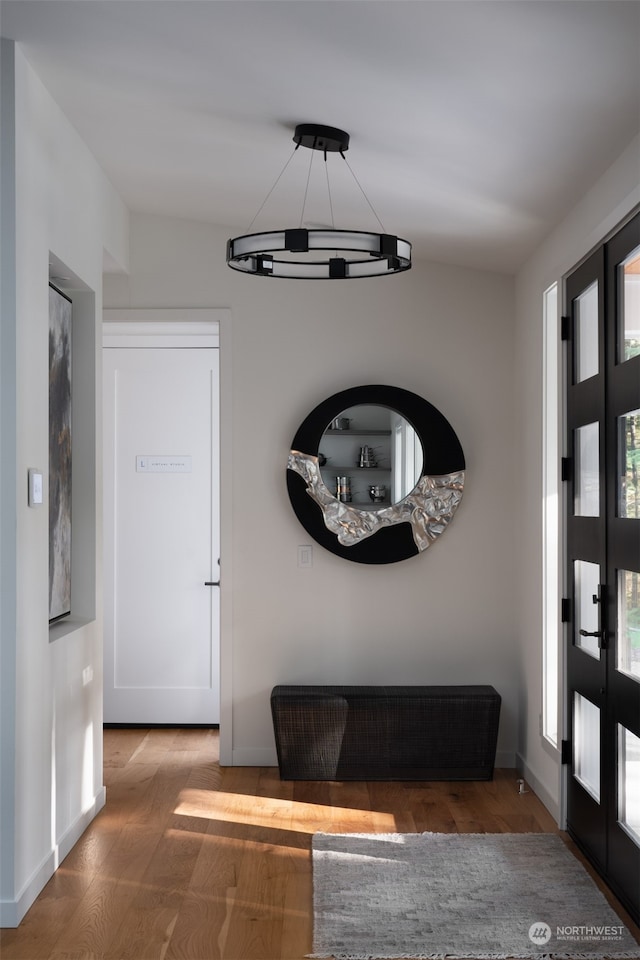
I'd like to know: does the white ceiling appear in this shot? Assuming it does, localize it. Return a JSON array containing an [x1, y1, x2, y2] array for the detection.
[[2, 0, 639, 273]]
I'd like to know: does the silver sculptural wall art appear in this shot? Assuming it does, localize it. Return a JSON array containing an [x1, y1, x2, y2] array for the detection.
[[287, 451, 464, 551], [286, 386, 466, 564]]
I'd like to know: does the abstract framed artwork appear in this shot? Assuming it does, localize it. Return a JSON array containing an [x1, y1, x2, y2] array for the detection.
[[49, 283, 72, 623]]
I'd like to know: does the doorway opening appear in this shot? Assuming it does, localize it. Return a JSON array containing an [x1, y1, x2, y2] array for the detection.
[[102, 319, 221, 726]]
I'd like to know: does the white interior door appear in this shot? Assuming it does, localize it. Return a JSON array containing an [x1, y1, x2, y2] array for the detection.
[[103, 341, 220, 724]]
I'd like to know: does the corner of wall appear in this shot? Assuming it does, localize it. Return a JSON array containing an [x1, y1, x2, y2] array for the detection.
[[1, 36, 130, 925], [0, 34, 18, 910], [102, 185, 130, 277], [516, 752, 561, 825]]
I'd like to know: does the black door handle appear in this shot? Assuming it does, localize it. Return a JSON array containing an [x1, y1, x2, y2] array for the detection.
[[579, 628, 607, 649]]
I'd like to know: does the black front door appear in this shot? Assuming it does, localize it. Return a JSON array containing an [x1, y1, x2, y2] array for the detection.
[[565, 211, 640, 924]]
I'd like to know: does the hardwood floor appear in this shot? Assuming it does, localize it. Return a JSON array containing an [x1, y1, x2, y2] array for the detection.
[[1, 727, 638, 960]]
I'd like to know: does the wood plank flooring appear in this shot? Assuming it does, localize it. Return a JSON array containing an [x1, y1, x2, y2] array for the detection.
[[1, 727, 638, 960]]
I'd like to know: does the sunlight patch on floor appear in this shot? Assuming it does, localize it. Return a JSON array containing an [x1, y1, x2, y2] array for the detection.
[[173, 788, 397, 832]]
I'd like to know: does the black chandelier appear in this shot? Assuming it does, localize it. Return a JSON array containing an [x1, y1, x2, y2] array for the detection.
[[226, 124, 412, 280]]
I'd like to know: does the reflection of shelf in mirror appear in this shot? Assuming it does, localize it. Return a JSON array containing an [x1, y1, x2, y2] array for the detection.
[[324, 465, 389, 472], [326, 429, 391, 436]]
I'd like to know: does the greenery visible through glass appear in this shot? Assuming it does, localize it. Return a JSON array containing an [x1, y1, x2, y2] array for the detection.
[[620, 409, 640, 519], [618, 569, 640, 683], [620, 247, 640, 362]]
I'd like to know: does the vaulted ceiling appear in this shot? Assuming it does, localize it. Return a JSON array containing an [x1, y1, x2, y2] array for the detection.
[[2, 0, 639, 272]]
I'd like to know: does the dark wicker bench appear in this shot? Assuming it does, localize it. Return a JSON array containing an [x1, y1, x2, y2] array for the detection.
[[270, 684, 501, 781]]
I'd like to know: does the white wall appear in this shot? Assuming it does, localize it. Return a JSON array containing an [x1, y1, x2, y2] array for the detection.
[[104, 212, 518, 768], [0, 40, 129, 925], [514, 135, 640, 820]]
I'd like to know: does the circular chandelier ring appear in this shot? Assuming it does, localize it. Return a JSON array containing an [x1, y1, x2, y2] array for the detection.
[[227, 228, 411, 279]]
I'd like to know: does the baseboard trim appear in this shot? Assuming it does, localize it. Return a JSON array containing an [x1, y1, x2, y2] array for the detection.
[[0, 848, 55, 928], [230, 747, 278, 767], [0, 787, 106, 928], [56, 787, 106, 864], [103, 723, 219, 730], [515, 751, 560, 824], [229, 749, 516, 770]]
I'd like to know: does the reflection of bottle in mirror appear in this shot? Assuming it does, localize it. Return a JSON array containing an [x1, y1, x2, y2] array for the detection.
[[369, 484, 386, 502], [359, 445, 377, 467], [335, 476, 352, 502]]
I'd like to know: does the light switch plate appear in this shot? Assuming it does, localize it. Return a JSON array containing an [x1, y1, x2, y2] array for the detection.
[[28, 469, 43, 507]]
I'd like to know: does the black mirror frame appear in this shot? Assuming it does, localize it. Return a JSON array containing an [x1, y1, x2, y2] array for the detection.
[[287, 384, 465, 564]]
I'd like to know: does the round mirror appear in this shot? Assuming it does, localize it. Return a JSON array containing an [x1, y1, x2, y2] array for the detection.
[[319, 405, 423, 507], [287, 385, 465, 564]]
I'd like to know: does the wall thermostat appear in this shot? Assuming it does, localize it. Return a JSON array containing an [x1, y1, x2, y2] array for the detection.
[[28, 469, 43, 507]]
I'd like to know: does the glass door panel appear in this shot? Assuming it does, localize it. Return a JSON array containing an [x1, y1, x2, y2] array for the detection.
[[619, 409, 640, 518], [618, 725, 640, 846], [618, 569, 640, 683], [574, 693, 601, 802], [619, 246, 640, 362], [575, 280, 600, 381], [574, 422, 600, 516], [574, 560, 602, 659]]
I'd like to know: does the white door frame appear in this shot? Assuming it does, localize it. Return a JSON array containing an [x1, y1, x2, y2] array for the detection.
[[102, 309, 233, 758]]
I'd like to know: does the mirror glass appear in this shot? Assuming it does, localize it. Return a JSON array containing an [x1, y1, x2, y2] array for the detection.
[[317, 404, 423, 508]]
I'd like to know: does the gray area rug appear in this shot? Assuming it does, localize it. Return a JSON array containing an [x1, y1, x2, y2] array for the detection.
[[310, 832, 640, 959]]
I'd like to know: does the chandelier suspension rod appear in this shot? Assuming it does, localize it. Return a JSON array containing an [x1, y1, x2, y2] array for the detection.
[[245, 146, 298, 234], [341, 153, 387, 234], [324, 154, 335, 230], [299, 147, 315, 229]]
